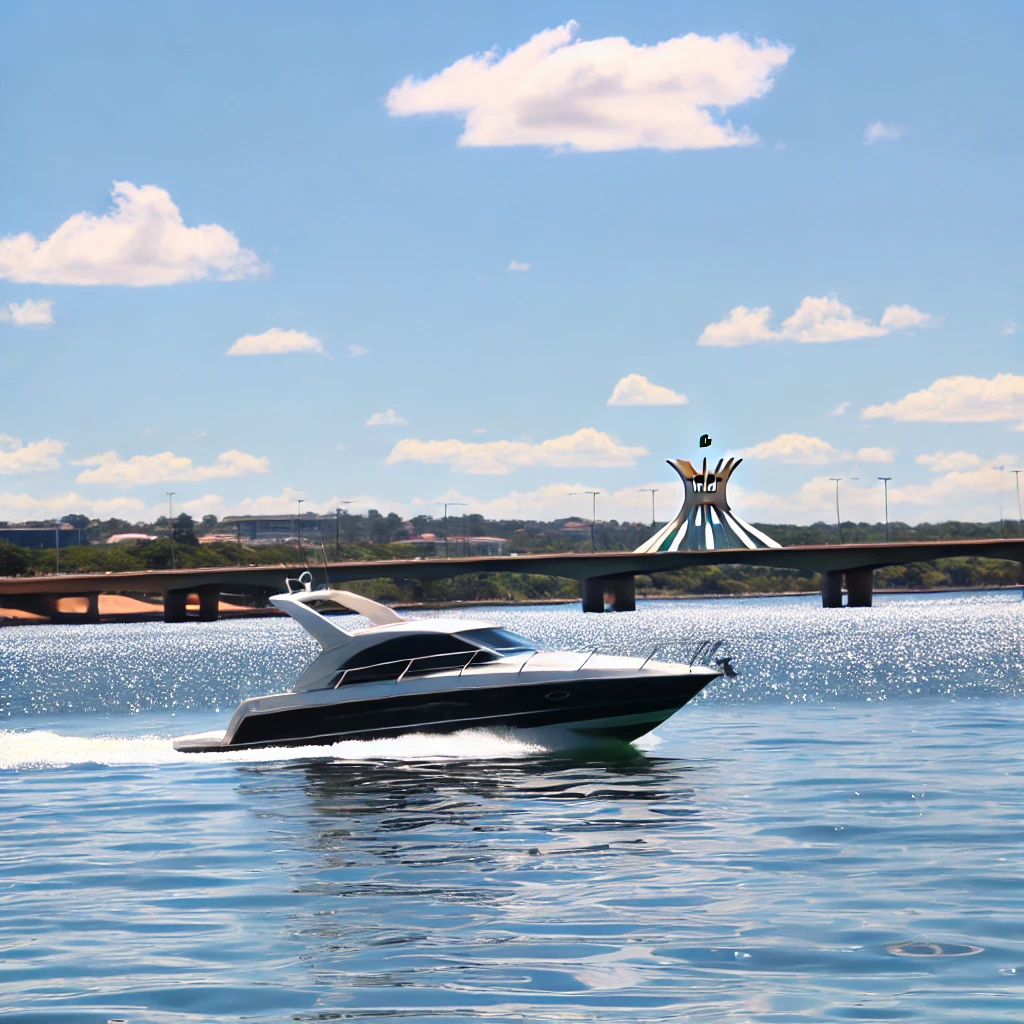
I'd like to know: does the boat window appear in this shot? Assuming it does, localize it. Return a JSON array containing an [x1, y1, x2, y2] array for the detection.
[[457, 628, 537, 655], [335, 633, 478, 685]]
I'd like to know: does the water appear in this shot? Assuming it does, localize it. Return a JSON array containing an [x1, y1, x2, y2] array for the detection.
[[1, 592, 1022, 1023]]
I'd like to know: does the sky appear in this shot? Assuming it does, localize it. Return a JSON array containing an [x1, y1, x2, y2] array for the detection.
[[1, 1, 1022, 528]]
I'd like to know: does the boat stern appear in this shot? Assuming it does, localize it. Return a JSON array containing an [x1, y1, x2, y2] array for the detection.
[[172, 730, 228, 753]]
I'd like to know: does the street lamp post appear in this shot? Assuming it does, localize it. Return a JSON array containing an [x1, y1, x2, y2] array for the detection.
[[296, 498, 305, 562], [878, 477, 892, 542], [639, 488, 658, 527], [570, 491, 601, 552], [54, 524, 59, 574], [1013, 469, 1023, 534], [829, 478, 843, 544], [997, 466, 1005, 535], [166, 491, 176, 569], [439, 502, 467, 558]]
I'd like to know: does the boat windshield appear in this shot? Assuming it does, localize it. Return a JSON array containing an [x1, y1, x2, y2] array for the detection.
[[458, 628, 538, 656]]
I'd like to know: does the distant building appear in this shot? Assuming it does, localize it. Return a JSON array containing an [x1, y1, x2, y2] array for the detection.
[[106, 533, 159, 545], [221, 514, 320, 545], [0, 525, 86, 550], [561, 520, 594, 534], [405, 535, 507, 557]]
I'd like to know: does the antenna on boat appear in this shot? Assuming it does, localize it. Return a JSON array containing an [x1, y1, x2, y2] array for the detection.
[[318, 536, 332, 591]]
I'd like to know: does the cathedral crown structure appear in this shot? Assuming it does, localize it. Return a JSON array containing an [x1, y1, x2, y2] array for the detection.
[[635, 457, 780, 552]]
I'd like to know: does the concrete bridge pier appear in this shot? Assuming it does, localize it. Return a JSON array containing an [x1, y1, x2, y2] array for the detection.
[[164, 589, 188, 623], [821, 569, 873, 607], [581, 575, 636, 613], [163, 585, 222, 622], [821, 571, 844, 608], [197, 584, 220, 621], [845, 568, 874, 607]]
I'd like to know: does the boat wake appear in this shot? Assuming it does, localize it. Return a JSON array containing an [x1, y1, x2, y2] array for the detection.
[[0, 727, 559, 770]]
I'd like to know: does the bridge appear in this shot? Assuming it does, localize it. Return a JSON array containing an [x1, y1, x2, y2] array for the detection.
[[1, 538, 1022, 622]]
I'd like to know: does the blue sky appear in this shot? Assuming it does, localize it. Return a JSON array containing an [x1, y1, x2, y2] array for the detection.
[[1, 1, 1021, 526]]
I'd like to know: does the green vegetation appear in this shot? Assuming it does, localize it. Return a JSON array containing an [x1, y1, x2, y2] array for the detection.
[[344, 573, 579, 606], [6, 511, 418, 576], [1, 511, 1020, 602], [636, 556, 1021, 598], [0, 542, 30, 577], [21, 539, 420, 575], [760, 519, 1023, 546]]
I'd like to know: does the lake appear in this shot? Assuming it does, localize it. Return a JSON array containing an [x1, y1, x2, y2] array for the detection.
[[1, 591, 1022, 1023]]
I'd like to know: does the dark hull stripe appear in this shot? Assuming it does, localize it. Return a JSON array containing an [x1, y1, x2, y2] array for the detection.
[[217, 672, 716, 751]]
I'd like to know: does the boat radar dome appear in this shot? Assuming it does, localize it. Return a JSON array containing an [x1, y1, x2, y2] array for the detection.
[[635, 457, 780, 552]]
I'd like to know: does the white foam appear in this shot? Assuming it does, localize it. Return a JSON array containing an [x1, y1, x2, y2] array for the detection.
[[0, 727, 547, 770]]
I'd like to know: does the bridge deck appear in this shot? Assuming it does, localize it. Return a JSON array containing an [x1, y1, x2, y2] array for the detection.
[[1, 538, 1021, 600]]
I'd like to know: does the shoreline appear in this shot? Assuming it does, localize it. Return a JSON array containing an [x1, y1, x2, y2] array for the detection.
[[2, 584, 1020, 628]]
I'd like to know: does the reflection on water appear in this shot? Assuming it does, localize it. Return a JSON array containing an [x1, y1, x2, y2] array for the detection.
[[3, 591, 1023, 719], [0, 592, 1022, 1022]]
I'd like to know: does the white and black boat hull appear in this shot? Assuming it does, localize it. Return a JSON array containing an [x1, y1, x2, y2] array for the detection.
[[175, 669, 719, 753]]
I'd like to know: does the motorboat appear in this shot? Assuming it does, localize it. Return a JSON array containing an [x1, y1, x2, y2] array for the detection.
[[173, 575, 726, 753]]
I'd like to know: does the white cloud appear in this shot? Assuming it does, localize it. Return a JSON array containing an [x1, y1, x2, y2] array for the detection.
[[829, 401, 851, 417], [212, 483, 673, 524], [366, 409, 408, 427], [737, 448, 1018, 525], [0, 181, 265, 286], [862, 373, 1024, 426], [387, 21, 792, 152], [864, 121, 903, 144], [999, 320, 1017, 336], [607, 373, 687, 407], [698, 295, 934, 347], [698, 305, 778, 347], [386, 427, 648, 475], [886, 456, 1016, 514], [734, 433, 843, 465], [856, 447, 895, 463], [424, 480, 673, 522], [916, 451, 983, 473], [0, 299, 54, 325], [202, 487, 413, 519], [0, 482, 671, 528], [779, 297, 888, 343], [0, 436, 66, 475], [507, 260, 531, 272], [348, 344, 369, 356], [733, 433, 894, 465], [227, 328, 324, 356], [0, 490, 153, 522], [73, 449, 270, 486], [736, 476, 890, 524], [879, 304, 934, 329]]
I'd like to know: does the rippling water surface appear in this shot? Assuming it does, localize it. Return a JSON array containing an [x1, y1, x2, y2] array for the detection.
[[1, 592, 1022, 1022]]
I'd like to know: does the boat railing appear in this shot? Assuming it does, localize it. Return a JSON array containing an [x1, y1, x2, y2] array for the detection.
[[571, 638, 728, 674], [332, 638, 727, 687], [639, 638, 727, 671], [574, 643, 623, 672], [333, 646, 534, 687]]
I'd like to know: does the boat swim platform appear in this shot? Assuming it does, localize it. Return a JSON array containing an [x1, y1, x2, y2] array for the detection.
[[1, 539, 1022, 621]]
